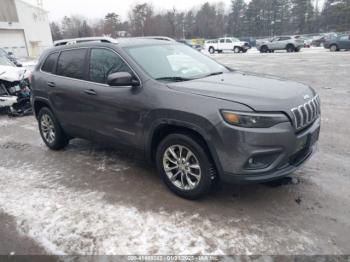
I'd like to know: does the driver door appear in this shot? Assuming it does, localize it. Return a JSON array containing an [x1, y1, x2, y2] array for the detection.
[[269, 37, 280, 49], [83, 47, 143, 147]]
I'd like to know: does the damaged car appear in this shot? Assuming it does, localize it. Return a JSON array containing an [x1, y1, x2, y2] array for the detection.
[[0, 56, 32, 116]]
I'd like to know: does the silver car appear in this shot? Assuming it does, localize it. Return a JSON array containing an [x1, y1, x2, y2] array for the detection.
[[257, 36, 304, 53]]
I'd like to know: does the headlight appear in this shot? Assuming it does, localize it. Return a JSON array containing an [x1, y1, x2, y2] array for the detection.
[[221, 110, 289, 128]]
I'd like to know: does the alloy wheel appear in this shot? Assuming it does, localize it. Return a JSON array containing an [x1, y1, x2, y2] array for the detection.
[[41, 114, 56, 144], [162, 145, 201, 191]]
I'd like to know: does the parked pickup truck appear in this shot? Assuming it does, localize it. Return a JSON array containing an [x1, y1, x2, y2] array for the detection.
[[204, 37, 250, 54]]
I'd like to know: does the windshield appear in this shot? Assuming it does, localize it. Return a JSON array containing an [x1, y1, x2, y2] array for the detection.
[[125, 44, 228, 81], [0, 56, 15, 67]]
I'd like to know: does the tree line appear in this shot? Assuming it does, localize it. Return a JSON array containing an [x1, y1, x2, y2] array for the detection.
[[50, 0, 350, 41]]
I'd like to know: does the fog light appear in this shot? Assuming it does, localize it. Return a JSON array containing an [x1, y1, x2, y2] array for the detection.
[[245, 153, 280, 170]]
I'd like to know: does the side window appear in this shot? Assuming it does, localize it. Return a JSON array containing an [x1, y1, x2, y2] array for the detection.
[[41, 52, 59, 74], [340, 35, 348, 41], [226, 39, 232, 43], [220, 39, 225, 43], [89, 48, 132, 84], [56, 49, 87, 80]]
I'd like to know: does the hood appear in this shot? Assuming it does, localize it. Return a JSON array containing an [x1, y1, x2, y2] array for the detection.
[[167, 71, 315, 116], [0, 65, 30, 82]]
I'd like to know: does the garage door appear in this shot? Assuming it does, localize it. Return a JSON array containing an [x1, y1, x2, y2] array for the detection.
[[0, 29, 28, 57]]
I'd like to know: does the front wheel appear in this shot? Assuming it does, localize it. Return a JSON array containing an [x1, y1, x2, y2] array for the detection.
[[208, 47, 215, 54], [234, 47, 241, 53], [330, 44, 338, 52], [260, 45, 269, 53], [38, 107, 69, 150], [286, 45, 295, 52], [156, 134, 215, 199]]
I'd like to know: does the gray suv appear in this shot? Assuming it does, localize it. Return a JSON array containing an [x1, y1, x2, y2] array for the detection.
[[31, 37, 321, 199]]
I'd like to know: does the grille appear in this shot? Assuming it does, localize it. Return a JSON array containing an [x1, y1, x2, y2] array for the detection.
[[291, 95, 321, 130]]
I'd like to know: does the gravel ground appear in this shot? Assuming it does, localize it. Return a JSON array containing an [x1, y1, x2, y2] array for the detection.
[[0, 47, 349, 255]]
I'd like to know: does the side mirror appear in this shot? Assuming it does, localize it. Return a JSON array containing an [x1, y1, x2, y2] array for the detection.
[[107, 72, 140, 87], [7, 52, 14, 56]]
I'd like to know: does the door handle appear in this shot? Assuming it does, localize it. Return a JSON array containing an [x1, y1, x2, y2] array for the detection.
[[84, 89, 97, 96], [47, 82, 56, 87]]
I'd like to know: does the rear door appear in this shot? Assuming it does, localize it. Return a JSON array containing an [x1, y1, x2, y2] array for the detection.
[[225, 38, 233, 50], [48, 48, 92, 138], [278, 37, 290, 49], [218, 38, 225, 50]]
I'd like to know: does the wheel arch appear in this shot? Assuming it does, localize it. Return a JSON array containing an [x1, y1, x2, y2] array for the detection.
[[33, 98, 52, 119], [147, 121, 223, 177]]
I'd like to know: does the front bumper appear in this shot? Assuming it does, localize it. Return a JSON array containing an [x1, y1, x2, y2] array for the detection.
[[212, 117, 321, 184]]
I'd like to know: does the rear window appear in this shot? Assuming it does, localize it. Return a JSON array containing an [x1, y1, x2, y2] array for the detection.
[[41, 52, 59, 74], [56, 49, 87, 80]]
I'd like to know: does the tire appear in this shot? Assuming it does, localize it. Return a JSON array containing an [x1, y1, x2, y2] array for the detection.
[[295, 47, 301, 52], [260, 45, 269, 53], [208, 47, 215, 54], [330, 44, 338, 52], [156, 133, 215, 200], [38, 107, 69, 150], [286, 44, 295, 52], [234, 47, 241, 53]]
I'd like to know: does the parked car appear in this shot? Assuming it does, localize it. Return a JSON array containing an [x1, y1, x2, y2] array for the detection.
[[204, 37, 250, 54], [0, 48, 22, 67], [0, 56, 31, 116], [256, 36, 304, 53], [324, 34, 350, 51], [295, 35, 312, 48], [31, 37, 321, 199], [177, 39, 203, 51]]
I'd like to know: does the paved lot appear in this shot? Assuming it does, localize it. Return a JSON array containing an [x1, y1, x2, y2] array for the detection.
[[0, 48, 349, 255]]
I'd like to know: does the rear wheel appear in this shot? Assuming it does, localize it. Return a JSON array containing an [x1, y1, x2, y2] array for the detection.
[[330, 44, 339, 52], [208, 47, 215, 54], [156, 134, 214, 199], [38, 107, 69, 150]]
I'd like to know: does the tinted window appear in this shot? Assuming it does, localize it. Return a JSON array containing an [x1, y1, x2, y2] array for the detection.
[[220, 39, 225, 43], [279, 37, 290, 41], [41, 52, 59, 73], [57, 49, 87, 79], [89, 48, 132, 84], [226, 39, 232, 43]]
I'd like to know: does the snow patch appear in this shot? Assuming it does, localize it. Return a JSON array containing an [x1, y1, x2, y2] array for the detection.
[[0, 165, 316, 255]]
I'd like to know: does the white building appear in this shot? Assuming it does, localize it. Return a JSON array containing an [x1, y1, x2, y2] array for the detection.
[[0, 0, 53, 57]]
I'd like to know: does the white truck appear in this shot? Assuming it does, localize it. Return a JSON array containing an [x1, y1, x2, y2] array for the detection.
[[204, 37, 250, 54]]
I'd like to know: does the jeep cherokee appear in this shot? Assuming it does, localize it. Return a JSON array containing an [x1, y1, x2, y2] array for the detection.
[[31, 37, 321, 199]]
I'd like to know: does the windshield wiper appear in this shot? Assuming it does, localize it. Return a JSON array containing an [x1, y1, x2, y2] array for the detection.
[[192, 71, 224, 80], [205, 72, 224, 77], [155, 76, 192, 82]]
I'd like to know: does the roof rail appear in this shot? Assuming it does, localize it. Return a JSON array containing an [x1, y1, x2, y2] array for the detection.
[[137, 36, 176, 42], [53, 37, 118, 47]]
